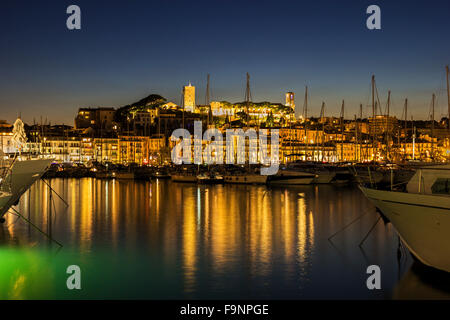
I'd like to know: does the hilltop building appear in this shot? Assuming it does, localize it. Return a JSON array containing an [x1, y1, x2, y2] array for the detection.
[[75, 107, 116, 131], [183, 83, 196, 113], [285, 92, 295, 110]]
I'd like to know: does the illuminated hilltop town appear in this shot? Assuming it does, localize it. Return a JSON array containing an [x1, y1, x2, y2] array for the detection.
[[1, 73, 450, 166]]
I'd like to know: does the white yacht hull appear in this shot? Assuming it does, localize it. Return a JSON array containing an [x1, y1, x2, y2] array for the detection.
[[360, 186, 450, 273], [268, 171, 315, 185], [0, 158, 52, 217], [0, 192, 12, 215]]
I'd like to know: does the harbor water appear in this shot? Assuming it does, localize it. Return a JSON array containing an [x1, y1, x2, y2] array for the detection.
[[0, 178, 449, 299]]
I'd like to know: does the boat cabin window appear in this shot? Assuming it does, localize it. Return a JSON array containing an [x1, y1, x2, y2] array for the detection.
[[431, 178, 450, 194]]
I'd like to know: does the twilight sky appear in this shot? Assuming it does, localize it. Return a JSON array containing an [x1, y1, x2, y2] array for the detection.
[[0, 0, 449, 125]]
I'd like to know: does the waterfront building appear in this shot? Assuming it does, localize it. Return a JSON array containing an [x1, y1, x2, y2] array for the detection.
[[94, 138, 120, 163], [148, 134, 165, 153], [40, 136, 82, 162], [280, 143, 337, 163], [399, 139, 435, 161], [335, 142, 377, 162], [80, 137, 95, 163], [369, 115, 398, 135], [209, 101, 294, 125], [119, 136, 149, 165], [183, 83, 196, 113]]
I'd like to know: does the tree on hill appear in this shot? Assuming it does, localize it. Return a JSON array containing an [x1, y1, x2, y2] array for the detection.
[[114, 94, 166, 123]]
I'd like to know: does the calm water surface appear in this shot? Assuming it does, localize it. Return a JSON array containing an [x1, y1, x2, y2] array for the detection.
[[0, 178, 449, 299]]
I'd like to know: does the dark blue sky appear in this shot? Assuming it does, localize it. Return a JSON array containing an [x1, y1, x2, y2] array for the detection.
[[1, 0, 449, 124]]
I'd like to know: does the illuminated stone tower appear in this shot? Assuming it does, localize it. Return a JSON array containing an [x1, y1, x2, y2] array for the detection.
[[285, 92, 295, 109], [183, 82, 196, 113]]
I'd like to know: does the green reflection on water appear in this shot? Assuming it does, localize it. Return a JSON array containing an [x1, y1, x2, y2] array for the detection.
[[0, 248, 183, 300]]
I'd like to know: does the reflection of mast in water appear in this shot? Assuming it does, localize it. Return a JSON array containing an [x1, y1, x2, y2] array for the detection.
[[297, 195, 315, 265], [182, 186, 197, 293]]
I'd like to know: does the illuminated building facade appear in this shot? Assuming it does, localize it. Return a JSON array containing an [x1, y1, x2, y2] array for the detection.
[[285, 92, 295, 110], [183, 83, 196, 113]]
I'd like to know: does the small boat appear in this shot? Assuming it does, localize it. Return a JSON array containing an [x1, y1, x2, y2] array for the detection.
[[331, 171, 353, 186], [114, 171, 135, 180], [96, 171, 113, 179], [360, 165, 450, 273], [313, 171, 336, 184], [268, 170, 315, 185], [171, 174, 198, 183], [223, 174, 268, 184], [152, 170, 170, 179], [197, 173, 224, 184], [284, 162, 336, 184]]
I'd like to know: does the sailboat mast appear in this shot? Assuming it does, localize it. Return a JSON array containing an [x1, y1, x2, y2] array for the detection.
[[304, 86, 308, 160], [386, 90, 391, 161], [304, 86, 308, 120], [206, 73, 211, 127], [387, 90, 390, 116], [432, 93, 435, 160], [372, 75, 375, 119], [404, 98, 408, 134], [446, 65, 450, 131], [206, 74, 210, 105], [359, 103, 362, 162], [403, 98, 408, 160], [354, 114, 358, 162], [371, 75, 375, 156], [340, 100, 344, 162], [320, 102, 325, 161]]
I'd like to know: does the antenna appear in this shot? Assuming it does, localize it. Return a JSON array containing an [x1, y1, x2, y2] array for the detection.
[[245, 72, 252, 126]]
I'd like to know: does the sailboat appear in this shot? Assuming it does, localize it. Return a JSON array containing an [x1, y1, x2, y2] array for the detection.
[[223, 73, 269, 185], [195, 74, 224, 184]]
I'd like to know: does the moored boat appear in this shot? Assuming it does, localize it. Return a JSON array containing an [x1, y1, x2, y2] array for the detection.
[[197, 173, 224, 184], [114, 171, 135, 180], [223, 174, 268, 184], [0, 158, 52, 218], [268, 170, 315, 185], [171, 174, 198, 183], [0, 192, 12, 220], [360, 165, 450, 273]]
